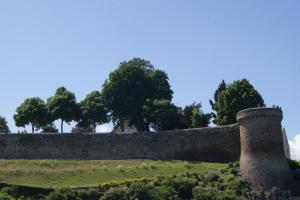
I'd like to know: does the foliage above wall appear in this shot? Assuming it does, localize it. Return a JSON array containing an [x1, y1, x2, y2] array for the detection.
[[11, 58, 265, 133]]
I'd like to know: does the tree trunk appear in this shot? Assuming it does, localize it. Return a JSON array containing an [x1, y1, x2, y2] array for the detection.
[[93, 124, 96, 133], [145, 122, 150, 132], [32, 124, 34, 133], [61, 119, 64, 133]]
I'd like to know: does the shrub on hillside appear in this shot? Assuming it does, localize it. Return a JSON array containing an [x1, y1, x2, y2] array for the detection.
[[128, 183, 151, 200], [0, 192, 15, 200], [0, 188, 15, 200], [0, 187, 16, 197], [192, 186, 218, 200], [230, 177, 250, 196], [205, 171, 220, 182], [167, 177, 198, 200], [100, 188, 127, 200], [76, 189, 102, 200], [149, 186, 177, 200], [0, 185, 51, 200], [45, 189, 79, 200]]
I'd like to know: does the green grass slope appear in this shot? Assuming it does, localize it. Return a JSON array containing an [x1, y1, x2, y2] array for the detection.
[[0, 160, 226, 188]]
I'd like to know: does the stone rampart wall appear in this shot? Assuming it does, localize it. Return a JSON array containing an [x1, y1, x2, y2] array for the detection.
[[0, 125, 240, 162]]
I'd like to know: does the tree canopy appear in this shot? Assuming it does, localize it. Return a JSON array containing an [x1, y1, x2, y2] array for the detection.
[[79, 91, 108, 132], [0, 116, 10, 133], [212, 79, 265, 125], [102, 58, 173, 131], [14, 97, 49, 133], [47, 87, 79, 133]]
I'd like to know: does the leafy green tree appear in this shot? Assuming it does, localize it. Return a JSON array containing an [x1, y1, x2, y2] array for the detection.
[[0, 116, 10, 133], [14, 97, 49, 133], [47, 87, 79, 133], [213, 79, 265, 125], [41, 123, 59, 133], [79, 91, 108, 132], [102, 58, 173, 131], [182, 103, 211, 128], [143, 99, 184, 131]]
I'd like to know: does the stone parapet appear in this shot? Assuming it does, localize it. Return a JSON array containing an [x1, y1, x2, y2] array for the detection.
[[237, 107, 282, 123]]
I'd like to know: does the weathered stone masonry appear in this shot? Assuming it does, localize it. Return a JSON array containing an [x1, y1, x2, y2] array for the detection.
[[237, 107, 299, 192], [0, 125, 240, 162]]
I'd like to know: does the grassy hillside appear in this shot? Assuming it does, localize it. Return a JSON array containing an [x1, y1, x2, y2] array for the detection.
[[1, 160, 296, 199], [0, 160, 226, 188]]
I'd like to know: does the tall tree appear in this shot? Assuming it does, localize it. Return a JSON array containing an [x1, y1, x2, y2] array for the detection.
[[102, 58, 173, 132], [0, 116, 10, 133], [182, 102, 211, 128], [14, 97, 49, 133], [214, 79, 265, 125], [47, 87, 79, 133], [209, 80, 227, 112], [79, 91, 108, 132], [209, 80, 227, 125]]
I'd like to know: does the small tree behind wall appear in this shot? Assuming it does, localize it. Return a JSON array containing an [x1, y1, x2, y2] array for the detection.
[[79, 91, 108, 133], [14, 97, 49, 133], [0, 116, 10, 133], [47, 87, 79, 133]]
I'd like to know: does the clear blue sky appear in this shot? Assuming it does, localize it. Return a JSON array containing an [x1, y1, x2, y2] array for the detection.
[[0, 1, 299, 139]]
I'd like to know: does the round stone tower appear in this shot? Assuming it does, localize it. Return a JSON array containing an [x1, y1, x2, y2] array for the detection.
[[237, 107, 299, 192]]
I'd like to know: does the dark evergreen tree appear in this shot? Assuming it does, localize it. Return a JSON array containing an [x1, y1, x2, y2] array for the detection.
[[213, 79, 265, 125]]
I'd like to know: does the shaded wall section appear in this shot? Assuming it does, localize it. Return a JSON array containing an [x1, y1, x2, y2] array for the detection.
[[0, 125, 240, 162]]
